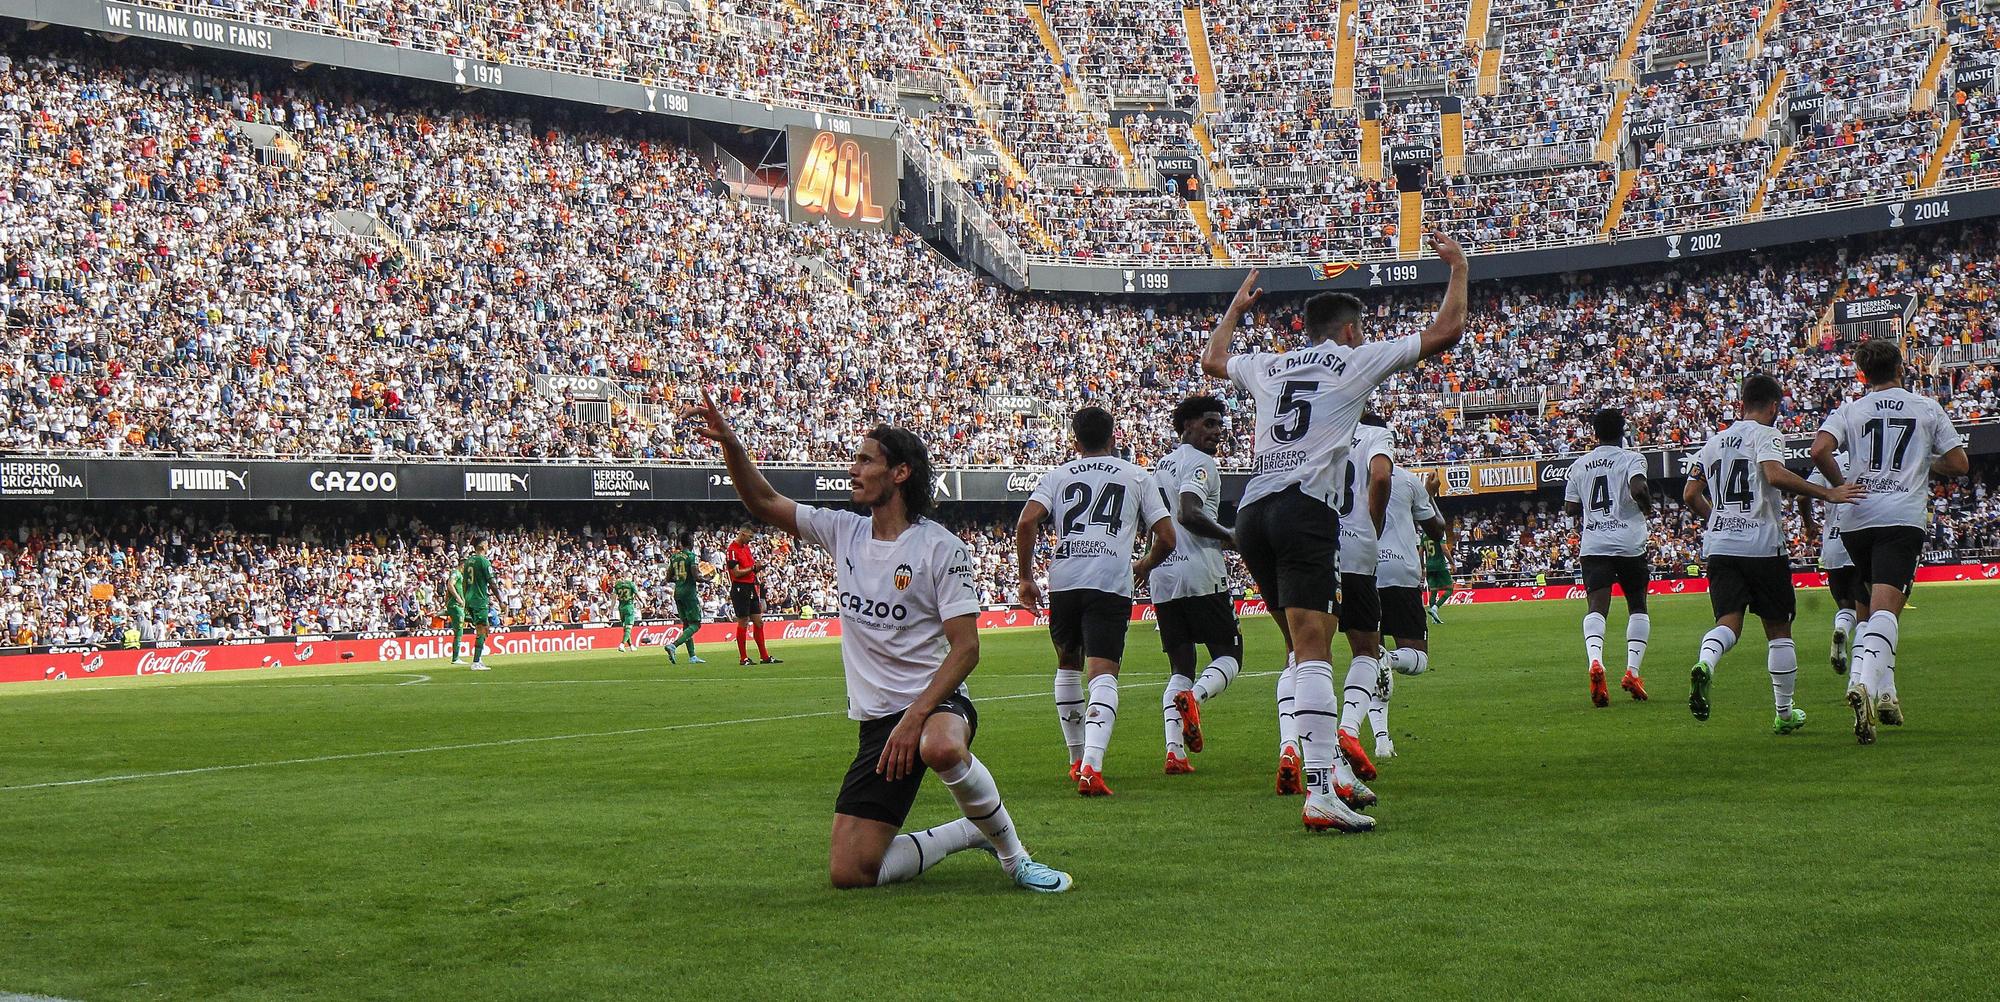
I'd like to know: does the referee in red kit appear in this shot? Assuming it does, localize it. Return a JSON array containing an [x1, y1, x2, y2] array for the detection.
[[727, 528, 782, 665]]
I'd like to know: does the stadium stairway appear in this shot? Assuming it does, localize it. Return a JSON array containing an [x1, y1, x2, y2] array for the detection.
[[1190, 119, 1235, 187], [1107, 125, 1146, 187], [1746, 68, 1788, 141], [1477, 48, 1501, 97], [1398, 190, 1423, 256], [1187, 200, 1230, 261], [1748, 144, 1793, 214], [1360, 113, 1383, 179], [1915, 41, 1951, 114], [918, 22, 1034, 185], [1743, 0, 1786, 63], [1594, 92, 1628, 164], [1601, 168, 1639, 233], [1023, 4, 1090, 113], [1185, 6, 1220, 114], [1443, 107, 1466, 174], [1464, 0, 1491, 52], [1609, 0, 1657, 85], [1334, 0, 1359, 108], [1923, 118, 1961, 189]]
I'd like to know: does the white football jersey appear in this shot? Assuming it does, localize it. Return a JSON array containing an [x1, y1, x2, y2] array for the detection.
[[1692, 419, 1789, 558], [1808, 465, 1853, 569], [1029, 455, 1171, 598], [1564, 445, 1650, 557], [1336, 425, 1397, 576], [795, 506, 982, 721], [1228, 334, 1423, 511], [1148, 443, 1229, 602], [1817, 388, 1965, 531], [1376, 468, 1440, 589]]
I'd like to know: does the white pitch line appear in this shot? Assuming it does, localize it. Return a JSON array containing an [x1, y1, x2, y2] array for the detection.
[[393, 673, 432, 686], [1, 993, 84, 1002], [2, 673, 1274, 793]]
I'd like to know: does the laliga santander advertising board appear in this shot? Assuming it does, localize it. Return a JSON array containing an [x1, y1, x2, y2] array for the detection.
[[786, 125, 896, 231], [9, 567, 2000, 683]]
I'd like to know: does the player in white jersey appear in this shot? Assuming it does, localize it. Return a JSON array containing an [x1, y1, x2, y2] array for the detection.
[[1017, 406, 1176, 796], [1148, 396, 1243, 776], [1202, 231, 1467, 834], [1683, 375, 1861, 734], [1314, 413, 1396, 806], [1562, 408, 1655, 708], [1803, 456, 1862, 677], [1810, 340, 1969, 743], [1370, 463, 1447, 760], [687, 389, 1071, 893]]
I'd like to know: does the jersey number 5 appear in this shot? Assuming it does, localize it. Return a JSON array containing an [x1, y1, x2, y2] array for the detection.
[[1272, 380, 1318, 443], [1060, 482, 1128, 535]]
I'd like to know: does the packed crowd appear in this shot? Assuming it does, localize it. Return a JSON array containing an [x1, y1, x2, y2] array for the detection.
[[4, 31, 1998, 477], [8, 454, 1995, 646]]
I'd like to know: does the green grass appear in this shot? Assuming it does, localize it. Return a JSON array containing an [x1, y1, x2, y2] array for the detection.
[[3, 586, 1998, 1001]]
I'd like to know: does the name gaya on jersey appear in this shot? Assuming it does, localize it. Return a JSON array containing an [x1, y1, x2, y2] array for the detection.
[[1820, 389, 1966, 531], [1228, 334, 1421, 510], [796, 505, 981, 721], [1148, 444, 1228, 602], [1030, 456, 1169, 597], [1694, 421, 1787, 558], [1565, 446, 1649, 557]]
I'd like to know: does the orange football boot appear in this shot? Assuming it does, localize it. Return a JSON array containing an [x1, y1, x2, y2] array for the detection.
[[1275, 745, 1304, 795], [1077, 765, 1114, 796], [1621, 670, 1649, 701], [1173, 689, 1204, 753], [1589, 660, 1610, 707]]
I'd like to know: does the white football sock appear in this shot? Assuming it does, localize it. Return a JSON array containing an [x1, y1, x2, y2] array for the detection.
[[1276, 656, 1299, 753], [1367, 656, 1393, 739], [1848, 620, 1874, 691], [1163, 674, 1191, 758], [935, 756, 1026, 874], [1626, 613, 1651, 673], [1338, 655, 1377, 736], [1388, 647, 1429, 675], [1832, 608, 1856, 641], [1292, 659, 1337, 796], [1697, 625, 1738, 671], [1582, 612, 1607, 667], [1054, 668, 1085, 765], [874, 818, 984, 885], [1081, 673, 1120, 771], [1767, 638, 1798, 714], [1863, 611, 1900, 698], [1192, 655, 1239, 702]]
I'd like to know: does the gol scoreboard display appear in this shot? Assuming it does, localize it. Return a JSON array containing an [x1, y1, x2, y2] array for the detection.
[[786, 126, 896, 231]]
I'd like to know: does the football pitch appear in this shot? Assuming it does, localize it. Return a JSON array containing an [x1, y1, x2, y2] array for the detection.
[[3, 587, 1996, 1001]]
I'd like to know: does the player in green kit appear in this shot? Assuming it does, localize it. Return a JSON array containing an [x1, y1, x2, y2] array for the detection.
[[444, 564, 468, 665], [461, 537, 497, 671], [614, 576, 642, 652], [665, 532, 706, 664], [1423, 533, 1453, 624]]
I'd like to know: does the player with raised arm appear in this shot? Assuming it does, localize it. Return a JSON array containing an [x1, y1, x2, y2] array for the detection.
[[1563, 408, 1655, 707], [1016, 407, 1176, 796], [1201, 231, 1468, 833], [1684, 375, 1861, 732], [687, 389, 1072, 893], [613, 574, 642, 652], [1371, 461, 1448, 759], [1148, 395, 1241, 776], [461, 538, 496, 671], [1810, 340, 1969, 743], [664, 532, 707, 664], [1801, 455, 1859, 677]]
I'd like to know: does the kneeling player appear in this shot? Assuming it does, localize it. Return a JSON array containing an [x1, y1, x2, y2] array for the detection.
[[1563, 408, 1655, 706], [690, 389, 1071, 893], [1684, 375, 1859, 733], [1371, 462, 1447, 759], [1148, 396, 1241, 775]]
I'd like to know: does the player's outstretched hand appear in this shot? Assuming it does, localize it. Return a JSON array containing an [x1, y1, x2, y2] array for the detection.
[[1428, 231, 1467, 269], [1017, 581, 1045, 615], [1226, 268, 1262, 317], [876, 711, 923, 782], [1826, 481, 1867, 504], [684, 388, 737, 447]]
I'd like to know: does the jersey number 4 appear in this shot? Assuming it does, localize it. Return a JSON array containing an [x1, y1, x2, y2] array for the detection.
[[1589, 476, 1613, 514], [1707, 459, 1754, 510], [1060, 481, 1128, 535]]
